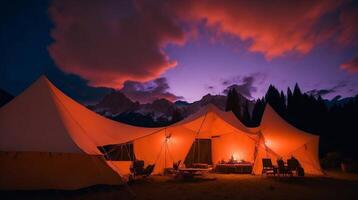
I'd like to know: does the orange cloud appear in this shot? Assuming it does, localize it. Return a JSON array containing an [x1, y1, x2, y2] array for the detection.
[[341, 56, 358, 74], [174, 0, 342, 59], [48, 0, 185, 88], [48, 0, 356, 89]]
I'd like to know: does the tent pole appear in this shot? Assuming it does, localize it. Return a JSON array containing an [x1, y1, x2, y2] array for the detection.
[[165, 128, 167, 169]]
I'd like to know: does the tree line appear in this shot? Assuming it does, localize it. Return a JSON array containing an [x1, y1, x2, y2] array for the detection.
[[225, 84, 358, 159]]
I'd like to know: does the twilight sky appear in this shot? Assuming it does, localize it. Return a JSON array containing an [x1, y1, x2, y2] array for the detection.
[[1, 0, 358, 104]]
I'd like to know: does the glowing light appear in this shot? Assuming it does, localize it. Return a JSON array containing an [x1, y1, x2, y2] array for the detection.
[[232, 152, 241, 161], [165, 133, 171, 142], [265, 140, 271, 147]]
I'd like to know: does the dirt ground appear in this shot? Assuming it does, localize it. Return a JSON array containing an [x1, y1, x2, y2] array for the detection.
[[2, 171, 358, 200]]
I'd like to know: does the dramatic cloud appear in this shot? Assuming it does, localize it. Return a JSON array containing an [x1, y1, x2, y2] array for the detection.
[[48, 0, 357, 91], [48, 0, 185, 88], [120, 77, 183, 104], [175, 0, 342, 59], [307, 89, 335, 97], [307, 81, 348, 97], [341, 56, 358, 74], [222, 73, 266, 99]]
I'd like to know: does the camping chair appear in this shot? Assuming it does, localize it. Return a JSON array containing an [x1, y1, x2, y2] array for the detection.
[[287, 158, 304, 177], [262, 158, 277, 176], [130, 160, 144, 175], [277, 159, 292, 176], [143, 164, 155, 177], [130, 160, 155, 178]]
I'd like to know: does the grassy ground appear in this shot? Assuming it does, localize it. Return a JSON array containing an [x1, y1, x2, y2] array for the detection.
[[2, 171, 358, 200]]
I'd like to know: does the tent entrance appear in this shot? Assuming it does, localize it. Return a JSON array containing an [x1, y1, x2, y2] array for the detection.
[[98, 142, 135, 161], [184, 139, 212, 166]]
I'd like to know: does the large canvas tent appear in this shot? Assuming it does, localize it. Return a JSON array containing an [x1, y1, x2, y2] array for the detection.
[[0, 76, 161, 190], [0, 76, 323, 190]]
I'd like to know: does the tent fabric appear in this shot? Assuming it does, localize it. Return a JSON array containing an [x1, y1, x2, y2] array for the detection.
[[0, 76, 162, 154], [0, 76, 159, 190], [171, 104, 252, 135], [107, 161, 132, 175], [133, 104, 323, 175], [252, 133, 281, 175], [254, 105, 323, 175], [0, 152, 122, 190], [134, 126, 196, 174], [48, 79, 162, 148], [0, 77, 86, 153], [212, 132, 257, 165]]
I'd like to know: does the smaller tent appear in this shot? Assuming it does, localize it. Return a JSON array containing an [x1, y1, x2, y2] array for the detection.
[[252, 105, 323, 175], [131, 104, 323, 175]]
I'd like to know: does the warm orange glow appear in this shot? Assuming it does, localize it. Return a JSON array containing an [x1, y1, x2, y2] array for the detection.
[[231, 152, 242, 161], [184, 0, 340, 60], [264, 139, 271, 147]]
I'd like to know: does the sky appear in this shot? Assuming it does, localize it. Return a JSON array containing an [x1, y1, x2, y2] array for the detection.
[[1, 0, 358, 104]]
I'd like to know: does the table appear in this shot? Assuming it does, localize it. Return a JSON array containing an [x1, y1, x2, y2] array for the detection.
[[215, 163, 253, 174], [178, 168, 211, 177]]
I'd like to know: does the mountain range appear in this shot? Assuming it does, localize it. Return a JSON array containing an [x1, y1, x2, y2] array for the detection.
[[0, 86, 355, 127], [87, 90, 253, 126]]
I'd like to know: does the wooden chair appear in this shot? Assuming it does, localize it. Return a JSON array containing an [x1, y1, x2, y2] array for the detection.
[[277, 159, 292, 176], [262, 158, 277, 176], [287, 158, 304, 177], [143, 164, 155, 177]]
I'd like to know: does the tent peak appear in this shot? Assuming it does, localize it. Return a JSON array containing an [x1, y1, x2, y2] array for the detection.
[[261, 103, 318, 137], [33, 74, 49, 82], [31, 75, 53, 89], [39, 74, 49, 80]]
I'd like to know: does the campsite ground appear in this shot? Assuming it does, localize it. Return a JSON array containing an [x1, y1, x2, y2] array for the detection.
[[2, 171, 358, 200]]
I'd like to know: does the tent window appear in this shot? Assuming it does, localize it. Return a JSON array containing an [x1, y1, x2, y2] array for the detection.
[[184, 139, 212, 166], [98, 142, 135, 161]]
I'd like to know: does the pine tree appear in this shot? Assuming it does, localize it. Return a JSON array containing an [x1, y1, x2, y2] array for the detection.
[[279, 90, 287, 118], [265, 85, 285, 117], [225, 89, 233, 112], [251, 98, 265, 126], [225, 88, 242, 120], [242, 100, 251, 126], [288, 83, 303, 128], [286, 87, 293, 121]]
